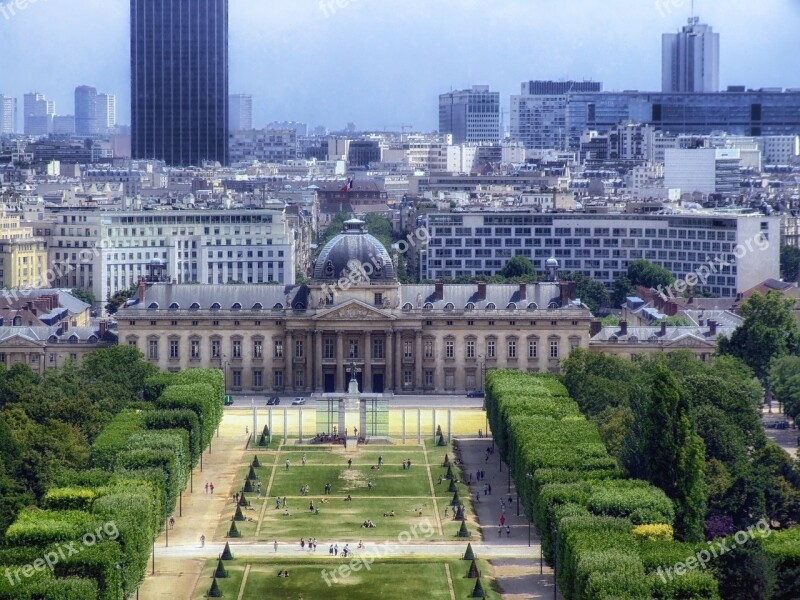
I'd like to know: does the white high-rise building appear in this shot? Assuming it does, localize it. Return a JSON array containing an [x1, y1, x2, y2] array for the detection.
[[0, 95, 16, 134], [23, 92, 55, 136], [229, 94, 253, 131], [664, 148, 741, 195], [662, 18, 720, 93], [96, 94, 117, 134]]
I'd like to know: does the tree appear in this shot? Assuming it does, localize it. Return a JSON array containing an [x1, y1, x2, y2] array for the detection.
[[718, 292, 800, 382], [499, 256, 537, 280], [563, 272, 609, 315], [715, 539, 775, 600], [769, 356, 800, 420], [105, 286, 137, 315], [780, 245, 800, 283], [611, 276, 635, 308], [627, 259, 675, 289], [70, 288, 96, 306]]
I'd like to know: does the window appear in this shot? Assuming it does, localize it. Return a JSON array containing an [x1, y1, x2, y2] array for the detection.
[[253, 370, 263, 388], [550, 340, 559, 359], [445, 340, 455, 359], [232, 340, 242, 359], [324, 339, 335, 359], [274, 370, 284, 388], [274, 340, 284, 358], [424, 370, 434, 388], [374, 293, 383, 306], [295, 340, 304, 359], [507, 339, 517, 359], [294, 370, 304, 388], [128, 339, 138, 347], [487, 339, 496, 359], [232, 369, 242, 388], [569, 338, 580, 352], [148, 339, 158, 360], [191, 339, 200, 359], [466, 340, 475, 359], [424, 340, 434, 358], [404, 371, 413, 386], [528, 339, 538, 359], [253, 340, 263, 358], [349, 339, 359, 359], [211, 339, 221, 359], [404, 340, 413, 359], [372, 338, 384, 359]]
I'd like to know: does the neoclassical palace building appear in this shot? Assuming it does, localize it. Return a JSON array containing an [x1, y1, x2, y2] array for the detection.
[[118, 220, 594, 394]]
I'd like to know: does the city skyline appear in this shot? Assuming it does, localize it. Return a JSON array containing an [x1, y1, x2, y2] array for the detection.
[[0, 0, 798, 131]]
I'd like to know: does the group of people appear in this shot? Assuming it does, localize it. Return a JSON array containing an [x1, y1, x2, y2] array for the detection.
[[204, 482, 215, 493], [361, 520, 376, 528], [300, 538, 318, 551], [401, 459, 412, 470], [277, 570, 290, 578]]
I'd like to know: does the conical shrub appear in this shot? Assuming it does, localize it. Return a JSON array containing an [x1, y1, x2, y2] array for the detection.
[[471, 577, 485, 598], [261, 425, 270, 438], [214, 558, 229, 578], [221, 542, 234, 560], [457, 520, 470, 538], [258, 434, 267, 447], [451, 489, 461, 506], [234, 505, 245, 522], [467, 559, 479, 579], [228, 521, 241, 538], [243, 479, 253, 493], [238, 492, 248, 507], [445, 464, 454, 480], [442, 454, 450, 466], [436, 424, 443, 437], [463, 542, 475, 560], [448, 478, 458, 493], [248, 465, 257, 480], [456, 506, 466, 521], [252, 455, 261, 468], [437, 434, 446, 446], [208, 577, 223, 597]]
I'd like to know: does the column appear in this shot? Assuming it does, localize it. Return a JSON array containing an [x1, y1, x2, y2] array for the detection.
[[285, 330, 294, 391], [385, 330, 394, 391], [395, 332, 403, 393], [304, 331, 313, 393], [415, 331, 423, 391], [364, 331, 373, 392], [314, 330, 323, 392], [335, 331, 344, 392]]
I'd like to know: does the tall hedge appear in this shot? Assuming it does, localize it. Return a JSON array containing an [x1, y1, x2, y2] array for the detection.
[[155, 382, 217, 448], [4, 509, 99, 548], [90, 410, 146, 470], [53, 541, 121, 600], [144, 409, 201, 463], [42, 488, 97, 512]]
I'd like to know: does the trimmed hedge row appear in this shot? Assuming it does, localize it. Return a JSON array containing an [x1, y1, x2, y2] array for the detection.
[[2, 368, 224, 599], [485, 370, 719, 600]]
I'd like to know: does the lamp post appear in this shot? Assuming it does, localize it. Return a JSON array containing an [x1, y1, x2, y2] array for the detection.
[[164, 473, 169, 548], [188, 429, 194, 493], [552, 525, 558, 600], [199, 415, 204, 472], [151, 499, 156, 575], [525, 472, 533, 551]]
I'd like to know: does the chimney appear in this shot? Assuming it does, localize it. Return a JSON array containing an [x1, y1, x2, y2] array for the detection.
[[660, 321, 667, 336], [519, 282, 527, 301], [434, 282, 444, 301], [709, 320, 718, 336], [620, 320, 628, 335], [477, 281, 487, 301], [137, 278, 147, 303], [560, 281, 577, 306], [666, 301, 678, 317], [590, 319, 602, 337], [99, 321, 108, 336]]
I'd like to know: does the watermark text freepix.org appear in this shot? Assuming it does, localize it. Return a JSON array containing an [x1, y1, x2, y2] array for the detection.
[[4, 521, 119, 586], [0, 0, 47, 21]]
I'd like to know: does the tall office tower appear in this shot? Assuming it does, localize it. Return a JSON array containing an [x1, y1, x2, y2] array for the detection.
[[75, 85, 99, 135], [23, 93, 55, 135], [229, 94, 253, 131], [662, 17, 720, 93], [131, 0, 229, 166], [0, 95, 17, 134], [439, 85, 500, 144], [96, 93, 117, 134]]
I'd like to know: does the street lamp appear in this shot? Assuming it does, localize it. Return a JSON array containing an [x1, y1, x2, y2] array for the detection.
[[199, 414, 204, 472], [151, 499, 156, 575]]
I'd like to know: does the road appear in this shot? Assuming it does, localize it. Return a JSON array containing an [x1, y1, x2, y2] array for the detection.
[[225, 394, 485, 410]]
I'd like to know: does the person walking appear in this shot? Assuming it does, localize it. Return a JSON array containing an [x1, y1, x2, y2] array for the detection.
[[200, 535, 205, 547], [500, 515, 506, 527], [205, 483, 209, 493], [210, 483, 214, 494], [286, 459, 291, 471], [274, 540, 278, 553]]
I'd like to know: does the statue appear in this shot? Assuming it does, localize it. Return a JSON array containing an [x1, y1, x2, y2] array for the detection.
[[416, 293, 422, 308], [383, 296, 391, 308]]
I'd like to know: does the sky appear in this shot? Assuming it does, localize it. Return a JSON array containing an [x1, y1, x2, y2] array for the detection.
[[1, 0, 799, 132]]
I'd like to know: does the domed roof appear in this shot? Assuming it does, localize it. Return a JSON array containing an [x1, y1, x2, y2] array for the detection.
[[313, 219, 396, 282]]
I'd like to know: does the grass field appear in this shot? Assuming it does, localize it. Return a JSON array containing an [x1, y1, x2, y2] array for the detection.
[[215, 441, 479, 542], [195, 557, 500, 600]]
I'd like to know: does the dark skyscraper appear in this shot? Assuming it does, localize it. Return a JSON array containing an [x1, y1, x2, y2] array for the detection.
[[131, 0, 228, 166]]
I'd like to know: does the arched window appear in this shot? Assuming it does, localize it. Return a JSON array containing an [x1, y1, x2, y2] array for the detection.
[[548, 301, 559, 309], [507, 302, 517, 310], [210, 302, 221, 311], [169, 302, 180, 310], [444, 302, 455, 311], [485, 303, 496, 311], [48, 335, 58, 343], [252, 303, 263, 311], [88, 335, 98, 343], [465, 302, 475, 311], [147, 303, 159, 310], [190, 302, 201, 311], [294, 303, 306, 310], [273, 303, 284, 310], [527, 302, 538, 311], [231, 302, 242, 311], [402, 303, 413, 311], [423, 302, 434, 310], [648, 334, 659, 343], [69, 334, 79, 343]]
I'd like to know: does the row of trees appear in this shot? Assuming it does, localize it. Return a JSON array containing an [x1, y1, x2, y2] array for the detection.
[[0, 352, 223, 599]]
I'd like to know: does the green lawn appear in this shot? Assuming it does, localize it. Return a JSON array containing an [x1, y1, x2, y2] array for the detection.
[[195, 558, 500, 600]]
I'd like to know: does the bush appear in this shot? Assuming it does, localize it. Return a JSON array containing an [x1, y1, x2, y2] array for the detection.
[[648, 569, 721, 599], [763, 526, 800, 600], [587, 481, 675, 525], [156, 382, 217, 449], [42, 488, 97, 512], [53, 540, 121, 600], [632, 524, 674, 542], [90, 410, 145, 470], [144, 409, 200, 463], [4, 509, 98, 548]]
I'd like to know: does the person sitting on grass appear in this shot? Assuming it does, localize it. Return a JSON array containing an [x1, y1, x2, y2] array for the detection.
[[344, 494, 353, 502], [383, 510, 395, 517], [367, 480, 374, 490], [283, 508, 290, 516]]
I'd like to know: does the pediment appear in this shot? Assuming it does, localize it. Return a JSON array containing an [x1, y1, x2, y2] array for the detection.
[[0, 334, 45, 348], [665, 334, 713, 348], [314, 299, 395, 322]]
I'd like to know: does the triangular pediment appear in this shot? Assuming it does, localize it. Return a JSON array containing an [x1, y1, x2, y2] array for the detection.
[[314, 299, 395, 321], [0, 334, 45, 348], [665, 334, 713, 348]]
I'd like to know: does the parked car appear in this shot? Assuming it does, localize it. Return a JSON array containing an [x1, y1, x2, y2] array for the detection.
[[292, 397, 306, 406], [266, 397, 280, 406], [223, 396, 234, 406], [466, 391, 485, 398], [775, 420, 791, 430]]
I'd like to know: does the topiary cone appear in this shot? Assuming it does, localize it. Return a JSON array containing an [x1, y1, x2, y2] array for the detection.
[[248, 465, 257, 480], [258, 434, 267, 447], [451, 489, 461, 506], [463, 542, 475, 560], [227, 521, 241, 538], [208, 577, 223, 597], [442, 453, 450, 466], [238, 492, 248, 507], [458, 520, 470, 538], [262, 425, 270, 438], [471, 577, 485, 598], [437, 434, 446, 446], [436, 424, 443, 437], [467, 559, 479, 579], [214, 558, 228, 578], [243, 479, 253, 493], [221, 542, 234, 560], [457, 506, 466, 521], [252, 455, 261, 468], [448, 478, 458, 493], [234, 505, 245, 522], [445, 464, 454, 480]]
